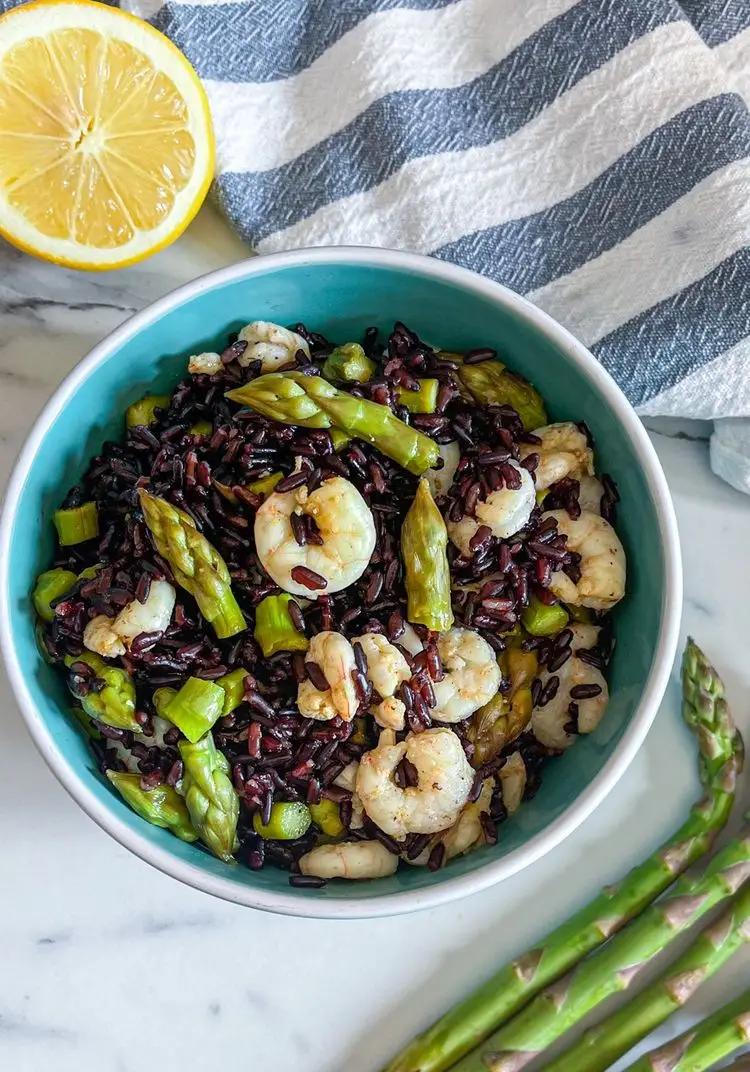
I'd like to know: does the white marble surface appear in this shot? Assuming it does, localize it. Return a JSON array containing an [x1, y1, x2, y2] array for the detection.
[[1, 206, 748, 1072]]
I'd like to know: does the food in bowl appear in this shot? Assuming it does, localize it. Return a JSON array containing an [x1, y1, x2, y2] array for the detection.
[[33, 318, 626, 887]]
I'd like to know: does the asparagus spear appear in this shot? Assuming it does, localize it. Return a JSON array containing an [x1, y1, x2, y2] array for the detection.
[[460, 829, 750, 1072], [622, 988, 750, 1072], [226, 372, 439, 475], [179, 733, 239, 862], [456, 362, 547, 431], [254, 593, 309, 657], [138, 490, 246, 639], [106, 771, 198, 843], [64, 652, 139, 732], [544, 875, 750, 1072], [382, 639, 743, 1072], [322, 342, 377, 384], [401, 479, 453, 632]]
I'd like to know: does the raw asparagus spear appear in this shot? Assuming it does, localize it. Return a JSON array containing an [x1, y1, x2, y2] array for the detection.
[[401, 479, 453, 632], [138, 490, 246, 639], [622, 988, 750, 1072], [179, 733, 239, 862], [544, 875, 750, 1072], [106, 771, 198, 843], [382, 638, 743, 1072], [226, 372, 439, 475], [459, 830, 750, 1072]]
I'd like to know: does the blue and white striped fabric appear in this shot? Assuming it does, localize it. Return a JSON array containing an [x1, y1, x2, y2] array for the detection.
[[8, 0, 750, 487]]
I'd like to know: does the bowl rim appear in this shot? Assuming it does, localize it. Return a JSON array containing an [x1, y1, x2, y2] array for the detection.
[[0, 245, 682, 918]]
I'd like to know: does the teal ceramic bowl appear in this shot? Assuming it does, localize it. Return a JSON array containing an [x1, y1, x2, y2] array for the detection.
[[0, 248, 681, 917]]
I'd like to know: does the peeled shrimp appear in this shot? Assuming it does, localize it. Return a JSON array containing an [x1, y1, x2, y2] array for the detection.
[[297, 631, 359, 722], [237, 320, 310, 372], [334, 761, 366, 829], [447, 461, 535, 556], [498, 751, 527, 813], [425, 441, 461, 499], [188, 351, 222, 375], [532, 623, 609, 749], [353, 632, 411, 729], [83, 580, 176, 659], [299, 840, 398, 880], [254, 476, 376, 595], [372, 696, 407, 731], [356, 728, 474, 839], [521, 422, 594, 490], [406, 778, 494, 866], [544, 510, 626, 610], [578, 475, 605, 514], [431, 628, 502, 724]]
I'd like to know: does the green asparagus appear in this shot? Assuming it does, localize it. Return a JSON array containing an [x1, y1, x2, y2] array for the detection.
[[106, 770, 198, 843], [138, 490, 246, 639], [53, 501, 99, 545], [126, 394, 170, 428], [521, 596, 569, 637], [226, 373, 439, 475], [382, 639, 743, 1072], [152, 686, 177, 719], [69, 706, 102, 739], [468, 648, 536, 767], [397, 379, 439, 414], [32, 568, 77, 621], [322, 342, 377, 384], [64, 652, 139, 732], [163, 676, 225, 742], [401, 479, 453, 632], [622, 988, 750, 1072], [310, 799, 345, 837], [461, 828, 750, 1072], [189, 419, 213, 437], [457, 361, 547, 431], [254, 593, 309, 657], [216, 668, 250, 716], [179, 732, 239, 862], [545, 869, 750, 1072], [253, 802, 312, 840]]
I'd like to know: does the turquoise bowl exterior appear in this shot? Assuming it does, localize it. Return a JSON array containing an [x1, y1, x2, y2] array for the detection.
[[0, 248, 681, 917]]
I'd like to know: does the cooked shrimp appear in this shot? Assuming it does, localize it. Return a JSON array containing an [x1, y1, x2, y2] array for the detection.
[[188, 351, 222, 375], [406, 778, 494, 866], [354, 632, 411, 703], [431, 628, 502, 723], [372, 696, 407, 731], [83, 580, 176, 658], [296, 631, 359, 722], [532, 623, 609, 749], [237, 320, 310, 372], [356, 727, 474, 839], [544, 510, 626, 610], [399, 622, 425, 656], [498, 751, 527, 813], [299, 840, 398, 880], [521, 422, 594, 490], [578, 475, 604, 514], [425, 441, 461, 499], [254, 476, 376, 595], [333, 762, 366, 829], [447, 461, 535, 556]]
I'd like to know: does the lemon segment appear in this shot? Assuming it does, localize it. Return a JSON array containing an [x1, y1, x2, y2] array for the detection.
[[0, 0, 214, 269]]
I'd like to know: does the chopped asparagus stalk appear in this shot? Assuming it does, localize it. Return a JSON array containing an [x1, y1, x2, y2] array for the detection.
[[622, 987, 750, 1072], [125, 394, 170, 428], [310, 799, 345, 837], [459, 829, 750, 1071], [254, 593, 308, 657], [64, 651, 139, 732], [53, 501, 99, 546], [189, 419, 213, 437], [138, 490, 246, 639], [330, 428, 352, 451], [535, 489, 548, 505], [545, 875, 750, 1072], [77, 563, 101, 581], [565, 603, 593, 623], [247, 471, 283, 496], [69, 706, 102, 739], [457, 361, 547, 431], [162, 676, 225, 742], [381, 639, 743, 1072], [179, 733, 239, 862], [396, 379, 439, 414], [216, 668, 250, 716], [401, 479, 453, 632], [322, 342, 377, 384], [468, 649, 536, 767], [226, 372, 439, 475], [32, 568, 77, 621], [106, 770, 198, 843], [253, 801, 312, 840], [521, 597, 569, 637], [152, 686, 177, 719]]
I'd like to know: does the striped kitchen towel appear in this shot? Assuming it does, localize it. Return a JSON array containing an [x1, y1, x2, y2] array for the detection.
[[6, 0, 750, 488]]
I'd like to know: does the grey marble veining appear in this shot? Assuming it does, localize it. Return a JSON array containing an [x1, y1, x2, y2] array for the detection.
[[0, 209, 748, 1072]]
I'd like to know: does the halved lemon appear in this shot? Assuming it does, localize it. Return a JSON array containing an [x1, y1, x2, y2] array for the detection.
[[0, 0, 214, 269]]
